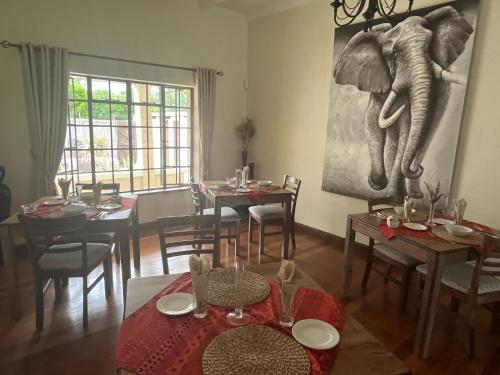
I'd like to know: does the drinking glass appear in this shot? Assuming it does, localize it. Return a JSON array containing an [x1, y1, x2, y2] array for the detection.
[[226, 257, 251, 326], [192, 273, 209, 319], [279, 283, 299, 327], [76, 185, 83, 203]]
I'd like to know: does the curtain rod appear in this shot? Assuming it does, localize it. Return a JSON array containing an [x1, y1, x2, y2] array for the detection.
[[0, 40, 224, 76]]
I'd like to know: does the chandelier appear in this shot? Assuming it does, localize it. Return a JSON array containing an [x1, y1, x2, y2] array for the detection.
[[330, 0, 414, 31]]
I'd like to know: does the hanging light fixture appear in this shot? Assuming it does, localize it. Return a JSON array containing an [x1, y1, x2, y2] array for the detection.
[[330, 0, 414, 31]]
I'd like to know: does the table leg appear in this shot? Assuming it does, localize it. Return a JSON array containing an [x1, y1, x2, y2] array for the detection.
[[119, 225, 131, 302], [214, 199, 221, 267], [342, 217, 356, 299], [132, 209, 140, 273], [1, 227, 22, 320], [282, 196, 291, 260], [414, 252, 444, 358]]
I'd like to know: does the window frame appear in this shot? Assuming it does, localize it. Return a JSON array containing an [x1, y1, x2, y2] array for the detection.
[[58, 73, 194, 193]]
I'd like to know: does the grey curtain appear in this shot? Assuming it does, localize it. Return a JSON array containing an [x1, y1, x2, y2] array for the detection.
[[195, 68, 217, 181], [21, 44, 69, 197]]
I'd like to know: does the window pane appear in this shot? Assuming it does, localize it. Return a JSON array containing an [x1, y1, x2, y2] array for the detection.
[[72, 76, 88, 100], [132, 149, 147, 170], [113, 150, 130, 171], [148, 85, 161, 104], [77, 151, 92, 173], [110, 81, 127, 102], [131, 83, 147, 103], [179, 167, 190, 184], [92, 79, 109, 100], [165, 167, 177, 185], [179, 129, 190, 147], [111, 104, 128, 125], [92, 103, 110, 125], [180, 148, 190, 166], [179, 108, 190, 128], [131, 105, 148, 127], [68, 101, 75, 124], [164, 88, 176, 107], [165, 148, 177, 166], [76, 173, 93, 185], [149, 106, 161, 127], [164, 109, 177, 127], [93, 127, 111, 149], [94, 172, 114, 185], [165, 128, 177, 147], [148, 128, 162, 149], [75, 126, 91, 149], [113, 127, 129, 149], [149, 169, 162, 189], [74, 101, 89, 124], [179, 89, 190, 107], [115, 173, 131, 192], [94, 149, 112, 172]]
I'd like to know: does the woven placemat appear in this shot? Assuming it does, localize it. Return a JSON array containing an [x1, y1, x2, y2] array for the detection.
[[202, 325, 310, 375], [207, 269, 270, 307], [432, 226, 483, 246], [382, 208, 428, 223]]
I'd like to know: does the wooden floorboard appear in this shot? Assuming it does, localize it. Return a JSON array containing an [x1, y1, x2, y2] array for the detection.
[[0, 225, 498, 374]]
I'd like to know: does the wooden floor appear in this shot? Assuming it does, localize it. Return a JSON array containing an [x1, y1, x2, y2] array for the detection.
[[0, 225, 499, 375]]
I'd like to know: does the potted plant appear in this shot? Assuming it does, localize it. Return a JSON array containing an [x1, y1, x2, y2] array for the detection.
[[235, 118, 255, 167]]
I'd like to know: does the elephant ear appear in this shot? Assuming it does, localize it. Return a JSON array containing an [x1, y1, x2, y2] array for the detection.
[[334, 24, 392, 94], [424, 6, 474, 68]]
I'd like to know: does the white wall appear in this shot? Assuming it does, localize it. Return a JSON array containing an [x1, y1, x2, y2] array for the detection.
[[248, 0, 500, 237], [0, 0, 247, 223]]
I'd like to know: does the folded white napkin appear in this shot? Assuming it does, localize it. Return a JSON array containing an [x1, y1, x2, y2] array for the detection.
[[276, 260, 301, 288], [403, 196, 415, 221], [189, 254, 211, 275]]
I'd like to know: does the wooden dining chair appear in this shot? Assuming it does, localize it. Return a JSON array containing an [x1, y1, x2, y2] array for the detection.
[[18, 214, 113, 329], [190, 179, 241, 255], [157, 214, 221, 274], [248, 174, 301, 255], [363, 196, 421, 312], [415, 233, 500, 356], [75, 182, 121, 263]]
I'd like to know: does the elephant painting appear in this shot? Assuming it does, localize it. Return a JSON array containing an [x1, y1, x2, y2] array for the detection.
[[322, 1, 479, 202]]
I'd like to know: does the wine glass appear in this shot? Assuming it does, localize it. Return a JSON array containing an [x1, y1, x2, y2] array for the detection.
[[226, 257, 251, 326]]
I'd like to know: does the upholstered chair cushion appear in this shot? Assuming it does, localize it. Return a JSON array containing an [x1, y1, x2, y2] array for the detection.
[[374, 243, 420, 266], [248, 205, 284, 220], [39, 243, 110, 271], [203, 207, 240, 223]]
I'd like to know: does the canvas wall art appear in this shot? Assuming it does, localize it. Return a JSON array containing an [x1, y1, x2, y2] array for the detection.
[[322, 0, 480, 204]]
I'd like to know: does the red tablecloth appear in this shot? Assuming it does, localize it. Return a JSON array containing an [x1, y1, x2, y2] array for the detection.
[[26, 196, 136, 219], [117, 272, 343, 375], [380, 220, 492, 241]]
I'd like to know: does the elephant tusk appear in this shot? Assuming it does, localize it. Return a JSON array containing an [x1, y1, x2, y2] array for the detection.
[[432, 62, 466, 84], [379, 91, 406, 129]]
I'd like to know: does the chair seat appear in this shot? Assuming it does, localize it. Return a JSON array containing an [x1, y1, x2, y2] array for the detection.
[[374, 243, 420, 266], [203, 207, 240, 223], [57, 232, 116, 245], [248, 205, 284, 220], [39, 243, 111, 271], [416, 262, 500, 295]]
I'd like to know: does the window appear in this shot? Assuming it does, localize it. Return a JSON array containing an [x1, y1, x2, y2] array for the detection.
[[58, 74, 193, 192]]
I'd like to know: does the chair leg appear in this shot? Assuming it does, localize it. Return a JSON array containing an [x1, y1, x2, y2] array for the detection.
[[227, 225, 232, 245], [234, 221, 241, 257], [361, 241, 374, 294], [259, 222, 265, 255], [450, 296, 461, 313], [103, 254, 112, 298], [291, 221, 296, 250], [384, 265, 393, 283], [412, 272, 423, 319], [82, 276, 88, 328], [35, 277, 44, 330], [248, 216, 254, 243], [399, 268, 412, 312], [490, 302, 500, 334]]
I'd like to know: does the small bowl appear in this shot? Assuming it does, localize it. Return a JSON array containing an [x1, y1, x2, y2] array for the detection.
[[62, 204, 86, 216], [257, 180, 273, 187], [444, 224, 474, 237]]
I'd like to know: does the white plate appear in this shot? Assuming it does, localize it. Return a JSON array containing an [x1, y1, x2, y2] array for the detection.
[[41, 198, 65, 206], [403, 222, 428, 231], [292, 319, 340, 350], [236, 188, 251, 193], [445, 224, 474, 237], [97, 203, 122, 210], [433, 218, 454, 225], [156, 293, 194, 316], [257, 180, 273, 187]]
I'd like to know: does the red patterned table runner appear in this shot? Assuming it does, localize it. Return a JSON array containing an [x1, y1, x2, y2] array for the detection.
[[117, 272, 343, 375], [26, 196, 136, 219], [380, 219, 492, 241]]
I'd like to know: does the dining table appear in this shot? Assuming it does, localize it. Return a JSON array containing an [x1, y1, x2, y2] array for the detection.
[[118, 262, 410, 375], [0, 194, 140, 320], [342, 211, 499, 359], [200, 181, 293, 261]]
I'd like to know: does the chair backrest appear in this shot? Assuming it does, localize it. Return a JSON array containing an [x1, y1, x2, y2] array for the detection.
[[77, 183, 120, 195], [367, 196, 402, 213], [282, 175, 301, 219], [468, 234, 500, 301], [189, 178, 204, 215], [18, 214, 89, 272], [157, 214, 220, 274]]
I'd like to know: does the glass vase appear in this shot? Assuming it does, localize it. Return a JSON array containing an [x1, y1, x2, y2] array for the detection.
[[226, 257, 251, 326], [426, 203, 436, 226]]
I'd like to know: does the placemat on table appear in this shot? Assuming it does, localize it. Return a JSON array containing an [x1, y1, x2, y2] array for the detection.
[[202, 325, 310, 375], [207, 269, 270, 307], [432, 226, 484, 246]]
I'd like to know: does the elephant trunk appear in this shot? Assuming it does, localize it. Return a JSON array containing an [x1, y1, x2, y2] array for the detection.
[[401, 53, 433, 179]]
